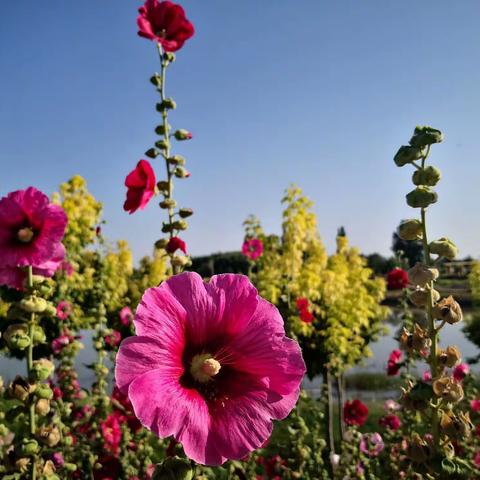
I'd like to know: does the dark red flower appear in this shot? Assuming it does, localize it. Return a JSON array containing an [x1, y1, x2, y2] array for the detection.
[[387, 268, 409, 290], [387, 349, 403, 376], [296, 298, 309, 311], [166, 236, 187, 254], [105, 330, 122, 347], [123, 160, 156, 214], [93, 455, 122, 480], [137, 0, 194, 52], [379, 414, 401, 431], [344, 399, 368, 426], [299, 309, 314, 324]]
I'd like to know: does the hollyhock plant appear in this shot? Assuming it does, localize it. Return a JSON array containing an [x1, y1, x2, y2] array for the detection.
[[379, 414, 401, 431], [386, 267, 409, 290], [359, 433, 384, 457], [115, 272, 305, 465], [123, 160, 156, 214], [453, 363, 470, 382], [56, 300, 73, 320], [119, 306, 134, 327], [51, 333, 72, 355], [105, 330, 122, 348], [137, 0, 194, 51], [299, 309, 314, 324], [387, 349, 403, 376], [296, 298, 309, 311], [471, 399, 480, 413], [384, 399, 401, 412], [423, 370, 432, 382], [242, 238, 264, 261], [344, 399, 369, 427], [166, 236, 187, 254]]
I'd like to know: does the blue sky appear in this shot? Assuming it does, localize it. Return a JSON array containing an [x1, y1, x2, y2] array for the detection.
[[1, 1, 479, 261]]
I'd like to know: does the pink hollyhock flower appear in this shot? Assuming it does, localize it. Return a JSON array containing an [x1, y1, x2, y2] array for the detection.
[[453, 363, 470, 382], [166, 236, 187, 254], [137, 0, 195, 52], [0, 187, 67, 268], [386, 268, 409, 290], [423, 370, 432, 382], [387, 349, 403, 376], [51, 452, 64, 468], [474, 452, 480, 468], [471, 399, 480, 413], [51, 334, 71, 354], [115, 272, 305, 465], [379, 414, 401, 431], [59, 260, 74, 276], [384, 399, 401, 412], [105, 330, 122, 347], [119, 306, 134, 327], [101, 412, 123, 455], [359, 433, 384, 457], [56, 300, 73, 320], [344, 399, 368, 426], [123, 160, 156, 214], [242, 238, 264, 261]]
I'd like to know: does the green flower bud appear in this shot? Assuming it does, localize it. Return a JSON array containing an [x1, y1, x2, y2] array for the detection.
[[44, 303, 57, 316], [167, 155, 186, 166], [171, 256, 189, 268], [155, 238, 169, 249], [150, 73, 162, 88], [159, 199, 177, 209], [406, 186, 438, 208], [3, 324, 30, 350], [146, 148, 160, 159], [172, 220, 188, 231], [32, 325, 46, 345], [152, 457, 194, 480], [429, 237, 458, 260], [19, 296, 47, 313], [173, 129, 192, 141], [161, 223, 174, 234], [63, 435, 73, 447], [163, 52, 176, 63], [179, 208, 193, 218], [63, 463, 78, 472], [409, 125, 444, 147], [157, 99, 176, 111], [35, 383, 53, 400], [398, 219, 423, 241], [155, 124, 168, 135], [155, 139, 168, 150], [394, 145, 425, 167], [31, 359, 55, 382], [173, 166, 189, 178], [21, 438, 39, 455], [412, 166, 441, 187]]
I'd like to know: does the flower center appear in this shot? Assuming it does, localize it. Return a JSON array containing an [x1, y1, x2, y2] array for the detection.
[[17, 227, 34, 243], [190, 353, 221, 383], [156, 28, 167, 39]]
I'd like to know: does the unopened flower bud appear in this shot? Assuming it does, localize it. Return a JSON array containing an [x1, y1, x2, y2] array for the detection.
[[154, 238, 169, 250], [31, 359, 55, 381], [429, 238, 458, 260], [152, 456, 194, 480], [412, 166, 441, 187], [179, 208, 193, 218], [409, 126, 444, 147], [156, 181, 170, 193], [167, 155, 186, 166], [432, 377, 463, 403], [174, 166, 189, 178], [37, 425, 61, 447], [438, 345, 461, 368], [171, 256, 189, 268], [35, 383, 53, 400], [159, 199, 177, 209], [433, 296, 463, 324], [394, 145, 425, 167], [155, 124, 168, 135], [32, 325, 46, 344], [157, 98, 176, 111], [155, 139, 168, 150], [398, 219, 423, 241], [406, 186, 438, 208], [161, 223, 174, 234], [172, 220, 188, 231], [173, 129, 193, 141], [163, 52, 176, 63], [150, 73, 162, 87], [145, 148, 160, 159], [409, 288, 440, 307], [19, 296, 48, 314], [63, 463, 77, 472], [408, 263, 439, 287], [35, 398, 51, 416], [3, 324, 30, 350], [21, 438, 40, 455]]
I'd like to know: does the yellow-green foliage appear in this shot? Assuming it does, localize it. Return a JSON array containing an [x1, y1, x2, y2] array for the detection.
[[470, 261, 480, 304]]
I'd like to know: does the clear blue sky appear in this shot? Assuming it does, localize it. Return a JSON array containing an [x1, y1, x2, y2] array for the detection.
[[1, 1, 479, 261]]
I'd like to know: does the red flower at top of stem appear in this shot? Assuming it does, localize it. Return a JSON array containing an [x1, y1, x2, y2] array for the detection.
[[343, 399, 369, 426], [137, 0, 195, 52], [386, 349, 403, 376], [386, 267, 409, 290], [166, 236, 187, 254], [123, 160, 156, 214]]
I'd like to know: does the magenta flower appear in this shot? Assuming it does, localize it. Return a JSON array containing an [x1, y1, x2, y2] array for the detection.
[[123, 160, 156, 214], [51, 334, 72, 355], [379, 414, 401, 431], [453, 363, 470, 382], [387, 349, 403, 376], [115, 272, 305, 465], [359, 433, 384, 457], [105, 330, 122, 347], [0, 187, 67, 270], [423, 370, 432, 382], [56, 300, 73, 320], [471, 399, 480, 413], [59, 261, 74, 276], [242, 238, 264, 261], [384, 399, 401, 412], [119, 306, 134, 327]]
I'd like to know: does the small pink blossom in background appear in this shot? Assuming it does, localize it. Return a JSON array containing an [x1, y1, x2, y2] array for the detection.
[[56, 300, 73, 320], [296, 297, 314, 323], [105, 330, 122, 347], [51, 333, 73, 355], [386, 268, 409, 290], [60, 260, 74, 276], [453, 363, 470, 382], [242, 238, 264, 261], [101, 412, 123, 455], [356, 463, 365, 476], [166, 236, 187, 254], [387, 349, 402, 376], [423, 370, 432, 382], [344, 399, 368, 426], [51, 452, 64, 468], [123, 160, 156, 214], [379, 414, 401, 431], [471, 399, 480, 413], [119, 306, 134, 327], [474, 452, 480, 468], [137, 0, 195, 52], [359, 433, 384, 457], [384, 399, 401, 412], [115, 272, 305, 465]]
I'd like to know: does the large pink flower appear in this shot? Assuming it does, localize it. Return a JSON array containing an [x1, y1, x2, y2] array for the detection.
[[115, 272, 305, 465], [0, 187, 67, 270], [137, 0, 195, 52], [123, 160, 156, 214]]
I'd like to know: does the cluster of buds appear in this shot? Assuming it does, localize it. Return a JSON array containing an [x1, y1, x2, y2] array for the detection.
[[148, 48, 193, 274], [393, 126, 470, 472]]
